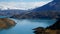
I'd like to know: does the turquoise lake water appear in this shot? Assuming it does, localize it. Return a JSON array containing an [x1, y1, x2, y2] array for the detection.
[[0, 18, 56, 34]]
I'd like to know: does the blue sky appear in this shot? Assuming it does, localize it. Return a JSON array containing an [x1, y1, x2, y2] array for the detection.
[[0, 0, 53, 10]]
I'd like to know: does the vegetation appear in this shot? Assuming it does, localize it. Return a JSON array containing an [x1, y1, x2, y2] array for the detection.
[[10, 11, 60, 19], [0, 18, 16, 30]]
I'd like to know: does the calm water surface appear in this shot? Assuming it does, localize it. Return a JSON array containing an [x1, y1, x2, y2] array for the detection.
[[0, 18, 56, 34]]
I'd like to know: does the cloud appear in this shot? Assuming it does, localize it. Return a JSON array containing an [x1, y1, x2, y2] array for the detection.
[[0, 1, 51, 10]]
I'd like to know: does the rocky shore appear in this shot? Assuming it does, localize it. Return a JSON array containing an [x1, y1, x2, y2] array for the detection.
[[33, 19, 60, 34], [0, 18, 16, 30]]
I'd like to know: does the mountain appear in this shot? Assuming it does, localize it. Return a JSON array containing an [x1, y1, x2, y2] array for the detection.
[[10, 0, 60, 19], [0, 9, 27, 17], [31, 0, 60, 12], [0, 0, 60, 19]]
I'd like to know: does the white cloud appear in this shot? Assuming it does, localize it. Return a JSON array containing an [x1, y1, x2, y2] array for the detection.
[[0, 1, 51, 10]]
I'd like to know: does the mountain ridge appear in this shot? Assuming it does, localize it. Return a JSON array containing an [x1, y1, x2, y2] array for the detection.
[[31, 0, 60, 12], [0, 0, 60, 19]]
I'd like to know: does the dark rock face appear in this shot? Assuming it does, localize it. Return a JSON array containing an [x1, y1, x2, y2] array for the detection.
[[46, 18, 60, 30]]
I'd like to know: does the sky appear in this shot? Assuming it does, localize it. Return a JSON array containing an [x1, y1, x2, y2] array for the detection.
[[0, 0, 53, 10]]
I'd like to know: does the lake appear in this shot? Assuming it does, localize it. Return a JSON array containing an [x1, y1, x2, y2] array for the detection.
[[0, 18, 56, 34]]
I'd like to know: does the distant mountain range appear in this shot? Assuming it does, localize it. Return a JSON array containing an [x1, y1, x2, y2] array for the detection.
[[0, 0, 60, 19], [0, 9, 27, 16]]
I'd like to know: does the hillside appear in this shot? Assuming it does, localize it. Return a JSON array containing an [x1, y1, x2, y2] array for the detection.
[[10, 0, 60, 19], [31, 0, 60, 12]]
